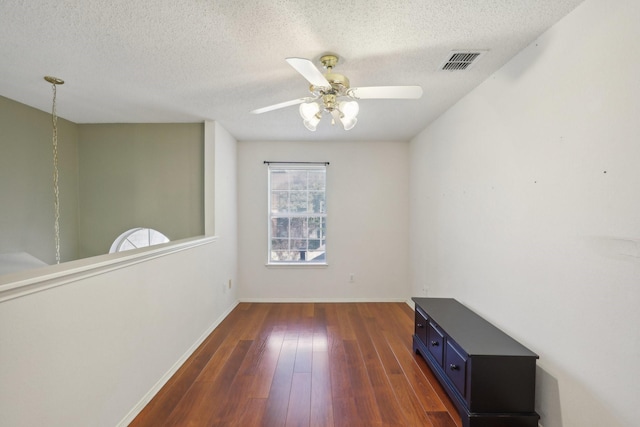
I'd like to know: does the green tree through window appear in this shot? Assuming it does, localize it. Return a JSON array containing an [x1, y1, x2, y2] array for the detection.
[[268, 164, 326, 263]]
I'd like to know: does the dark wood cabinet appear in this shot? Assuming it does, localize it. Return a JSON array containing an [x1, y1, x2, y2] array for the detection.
[[412, 298, 540, 427]]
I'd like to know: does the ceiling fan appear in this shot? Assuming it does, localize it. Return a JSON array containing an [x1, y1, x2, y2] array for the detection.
[[250, 54, 423, 131]]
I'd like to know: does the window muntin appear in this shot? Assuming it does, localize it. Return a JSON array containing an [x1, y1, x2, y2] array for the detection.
[[268, 165, 326, 264]]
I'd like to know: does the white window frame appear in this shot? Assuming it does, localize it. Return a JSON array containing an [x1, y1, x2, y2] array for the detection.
[[267, 163, 327, 266], [109, 227, 170, 254]]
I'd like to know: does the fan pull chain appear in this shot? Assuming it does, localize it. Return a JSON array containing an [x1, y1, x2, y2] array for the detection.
[[46, 76, 64, 264], [51, 83, 61, 264]]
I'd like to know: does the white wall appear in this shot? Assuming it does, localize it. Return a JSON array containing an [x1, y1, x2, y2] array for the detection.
[[409, 0, 639, 426], [238, 140, 410, 301], [211, 121, 239, 296], [0, 121, 238, 427]]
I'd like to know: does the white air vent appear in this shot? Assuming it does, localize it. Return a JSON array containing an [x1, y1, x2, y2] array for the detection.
[[440, 50, 487, 71]]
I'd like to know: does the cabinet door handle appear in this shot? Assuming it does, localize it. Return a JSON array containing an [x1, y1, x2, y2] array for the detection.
[[430, 341, 439, 346], [449, 364, 459, 371], [417, 323, 424, 328]]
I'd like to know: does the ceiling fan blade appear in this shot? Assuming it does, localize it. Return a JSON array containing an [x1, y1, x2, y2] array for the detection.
[[349, 85, 423, 99], [285, 57, 331, 88], [251, 98, 310, 115]]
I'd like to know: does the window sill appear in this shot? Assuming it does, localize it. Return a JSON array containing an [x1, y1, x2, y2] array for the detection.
[[265, 262, 328, 268]]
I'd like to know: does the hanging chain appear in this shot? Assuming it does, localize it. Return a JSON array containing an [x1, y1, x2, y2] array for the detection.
[[51, 82, 61, 265]]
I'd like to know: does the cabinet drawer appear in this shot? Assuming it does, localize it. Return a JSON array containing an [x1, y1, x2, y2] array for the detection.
[[415, 308, 428, 346], [445, 341, 467, 397], [427, 322, 444, 366]]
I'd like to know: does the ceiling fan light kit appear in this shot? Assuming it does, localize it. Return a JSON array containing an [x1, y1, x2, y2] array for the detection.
[[251, 53, 422, 131]]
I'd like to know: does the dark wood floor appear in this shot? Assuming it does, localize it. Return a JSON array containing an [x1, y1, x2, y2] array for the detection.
[[130, 302, 462, 427]]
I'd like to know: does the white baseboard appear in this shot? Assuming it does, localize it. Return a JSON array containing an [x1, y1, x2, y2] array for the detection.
[[238, 297, 409, 303], [117, 299, 239, 427]]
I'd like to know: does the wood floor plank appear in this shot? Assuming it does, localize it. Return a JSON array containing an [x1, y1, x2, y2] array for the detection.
[[294, 330, 313, 373], [328, 332, 351, 400], [362, 310, 404, 376], [342, 339, 382, 425], [246, 325, 286, 399], [332, 397, 361, 427], [130, 303, 463, 427], [163, 339, 253, 427], [233, 398, 267, 426], [238, 305, 282, 374], [210, 373, 256, 425], [426, 411, 460, 427], [383, 327, 450, 413], [349, 305, 407, 425], [335, 303, 357, 340], [286, 372, 312, 427], [310, 349, 334, 427], [262, 337, 298, 426], [388, 373, 436, 427]]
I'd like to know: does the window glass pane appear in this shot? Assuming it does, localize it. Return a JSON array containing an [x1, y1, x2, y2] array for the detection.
[[289, 191, 307, 212], [292, 239, 307, 250], [290, 217, 306, 238], [271, 250, 296, 262], [271, 239, 289, 250], [308, 191, 325, 213], [308, 249, 324, 262], [308, 171, 325, 190], [308, 239, 321, 250], [307, 217, 322, 238], [271, 171, 289, 190], [289, 170, 308, 190], [148, 230, 170, 245], [127, 230, 150, 248], [271, 191, 289, 213], [273, 218, 289, 238], [120, 240, 136, 251]]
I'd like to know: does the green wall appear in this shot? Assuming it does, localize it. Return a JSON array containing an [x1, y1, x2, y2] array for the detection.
[[0, 95, 204, 267], [77, 123, 204, 258], [0, 95, 79, 264]]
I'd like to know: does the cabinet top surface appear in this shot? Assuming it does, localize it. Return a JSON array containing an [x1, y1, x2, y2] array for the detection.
[[412, 297, 538, 357]]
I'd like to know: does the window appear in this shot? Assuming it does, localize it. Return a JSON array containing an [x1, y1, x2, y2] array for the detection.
[[267, 163, 327, 264], [109, 227, 170, 253]]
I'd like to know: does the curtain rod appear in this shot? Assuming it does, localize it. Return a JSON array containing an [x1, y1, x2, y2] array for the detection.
[[263, 161, 330, 165]]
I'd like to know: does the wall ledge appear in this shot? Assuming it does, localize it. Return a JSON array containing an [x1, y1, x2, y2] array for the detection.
[[0, 235, 217, 303]]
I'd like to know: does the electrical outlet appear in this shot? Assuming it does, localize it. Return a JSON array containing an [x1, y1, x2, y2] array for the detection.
[[349, 273, 355, 283], [228, 279, 232, 289]]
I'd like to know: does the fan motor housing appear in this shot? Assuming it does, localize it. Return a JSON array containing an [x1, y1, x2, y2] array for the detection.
[[324, 72, 349, 89], [310, 72, 350, 96]]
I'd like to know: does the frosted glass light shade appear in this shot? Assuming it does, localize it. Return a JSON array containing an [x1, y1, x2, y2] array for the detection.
[[339, 100, 359, 130], [299, 102, 320, 120], [303, 116, 320, 131], [341, 116, 358, 130], [340, 100, 359, 118]]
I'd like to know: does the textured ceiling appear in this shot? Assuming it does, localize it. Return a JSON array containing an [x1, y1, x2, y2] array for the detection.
[[0, 0, 584, 141]]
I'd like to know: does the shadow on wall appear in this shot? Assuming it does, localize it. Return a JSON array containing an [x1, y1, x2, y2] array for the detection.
[[536, 366, 563, 427], [536, 365, 631, 427]]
